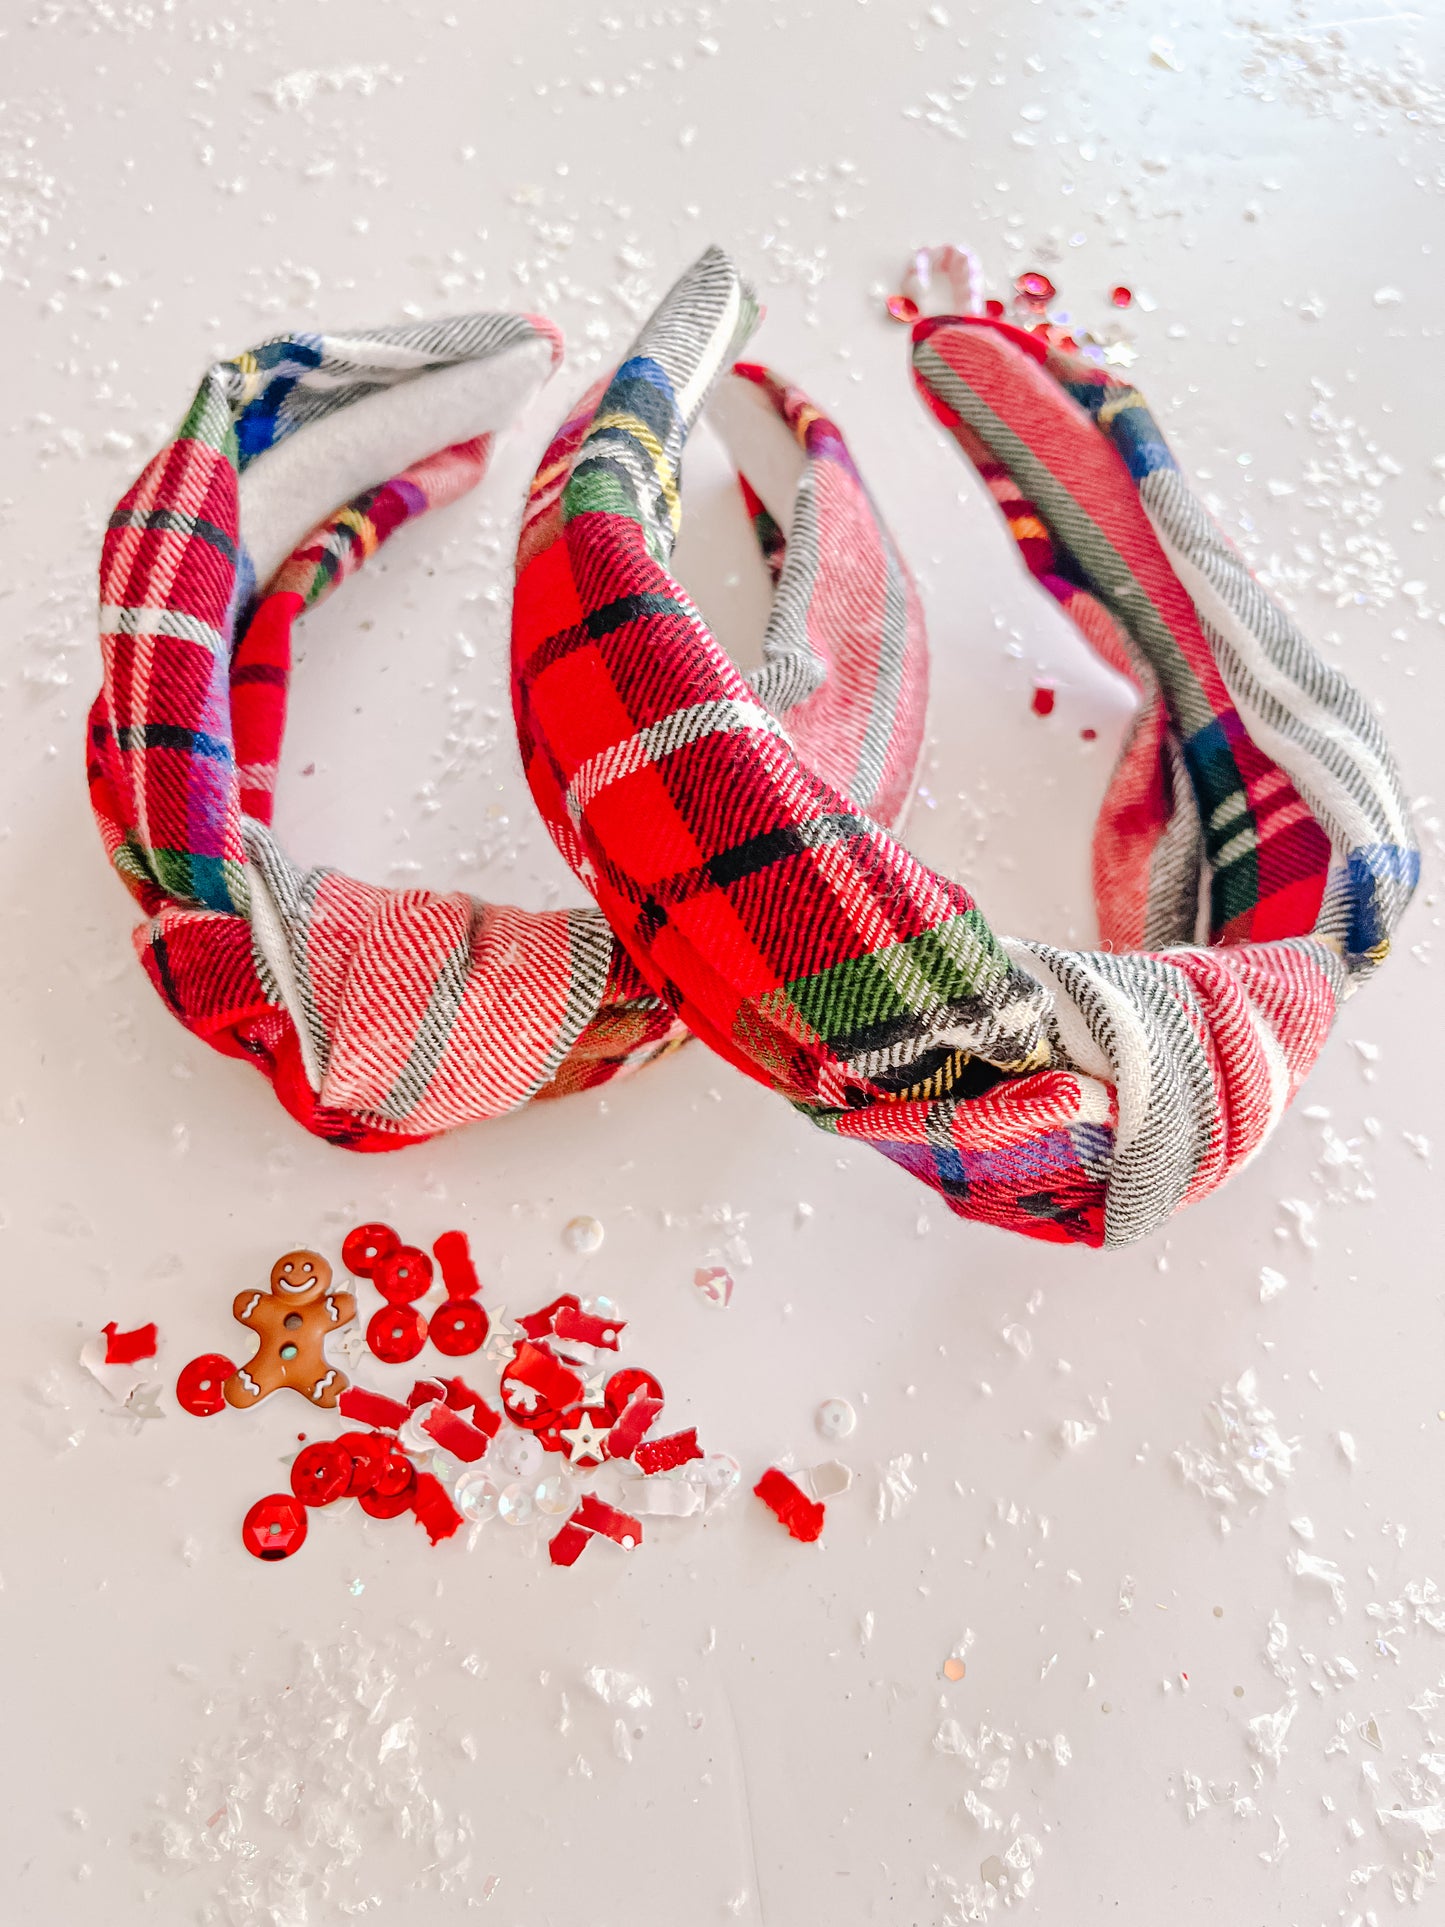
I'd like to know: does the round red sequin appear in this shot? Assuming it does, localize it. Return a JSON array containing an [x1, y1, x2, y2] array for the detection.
[[367, 1304, 428, 1363], [1110, 285, 1133, 309], [374, 1246, 433, 1304], [885, 293, 920, 324], [358, 1483, 414, 1520], [342, 1222, 400, 1278], [1015, 270, 1057, 304], [242, 1493, 308, 1560], [175, 1353, 235, 1417], [370, 1450, 418, 1501], [984, 297, 1006, 318], [290, 1440, 353, 1507], [430, 1299, 488, 1356], [604, 1368, 665, 1418], [337, 1430, 389, 1496]]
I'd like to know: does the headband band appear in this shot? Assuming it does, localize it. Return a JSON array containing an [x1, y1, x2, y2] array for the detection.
[[512, 256, 1416, 1246], [90, 279, 927, 1146]]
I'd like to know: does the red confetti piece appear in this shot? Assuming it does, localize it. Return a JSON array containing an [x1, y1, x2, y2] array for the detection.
[[1031, 684, 1056, 717], [437, 1377, 501, 1436], [552, 1304, 625, 1350], [605, 1393, 664, 1462], [517, 1294, 580, 1341], [503, 1341, 584, 1421], [1081, 726, 1098, 742], [430, 1299, 487, 1356], [410, 1472, 464, 1545], [754, 1467, 826, 1543], [432, 1229, 481, 1299], [338, 1385, 411, 1431], [575, 1492, 643, 1549], [374, 1246, 433, 1304], [175, 1353, 235, 1417], [408, 1376, 450, 1408], [548, 1520, 591, 1567], [342, 1223, 399, 1278], [290, 1440, 352, 1507], [242, 1493, 308, 1560], [421, 1403, 493, 1464], [103, 1320, 157, 1365], [634, 1427, 703, 1474], [366, 1304, 427, 1364], [1110, 284, 1133, 309], [885, 293, 919, 324]]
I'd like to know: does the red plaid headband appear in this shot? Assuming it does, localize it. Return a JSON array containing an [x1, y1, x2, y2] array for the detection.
[[88, 294, 927, 1146], [513, 248, 1416, 1246]]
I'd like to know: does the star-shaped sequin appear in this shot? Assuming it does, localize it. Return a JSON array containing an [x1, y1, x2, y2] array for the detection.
[[557, 1412, 610, 1466], [482, 1306, 522, 1371]]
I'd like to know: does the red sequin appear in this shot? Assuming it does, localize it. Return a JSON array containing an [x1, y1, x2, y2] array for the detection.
[[374, 1246, 433, 1304], [337, 1430, 390, 1497], [342, 1223, 399, 1278], [1110, 285, 1133, 309], [367, 1304, 428, 1363], [290, 1440, 352, 1507], [1031, 684, 1057, 717], [176, 1353, 235, 1417], [885, 293, 919, 324], [430, 1299, 488, 1356], [984, 297, 1006, 318], [242, 1493, 308, 1560], [1015, 270, 1057, 304]]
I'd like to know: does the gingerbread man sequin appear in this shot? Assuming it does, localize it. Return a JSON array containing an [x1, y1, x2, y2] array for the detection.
[[223, 1250, 356, 1410]]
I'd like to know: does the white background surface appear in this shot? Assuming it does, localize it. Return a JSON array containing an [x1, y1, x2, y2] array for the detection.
[[3, 1, 1444, 1921]]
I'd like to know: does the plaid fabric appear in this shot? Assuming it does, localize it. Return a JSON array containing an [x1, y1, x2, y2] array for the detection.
[[513, 256, 1416, 1247], [88, 296, 927, 1147]]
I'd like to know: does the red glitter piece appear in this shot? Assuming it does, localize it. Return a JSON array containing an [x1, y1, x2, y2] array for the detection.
[[341, 1223, 399, 1278], [367, 1303, 427, 1364], [634, 1427, 703, 1475], [517, 1294, 580, 1340], [754, 1467, 825, 1543], [1015, 270, 1057, 304], [430, 1299, 488, 1356], [338, 1385, 410, 1430], [1031, 684, 1056, 717], [175, 1353, 235, 1417], [605, 1393, 664, 1462], [432, 1229, 481, 1299], [421, 1402, 493, 1464], [410, 1472, 464, 1545], [552, 1304, 625, 1350], [885, 293, 920, 324], [984, 297, 1006, 319], [574, 1492, 642, 1549], [290, 1440, 352, 1507], [1110, 284, 1133, 309], [548, 1519, 592, 1567], [242, 1493, 308, 1560], [374, 1246, 433, 1304], [1081, 726, 1098, 741], [103, 1320, 157, 1365]]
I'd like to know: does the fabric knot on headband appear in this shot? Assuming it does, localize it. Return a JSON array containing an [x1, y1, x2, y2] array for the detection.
[[513, 247, 1417, 1247], [88, 274, 927, 1145]]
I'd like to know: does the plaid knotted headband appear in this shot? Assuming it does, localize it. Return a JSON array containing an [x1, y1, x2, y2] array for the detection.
[[512, 248, 1417, 1247], [88, 290, 927, 1147]]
